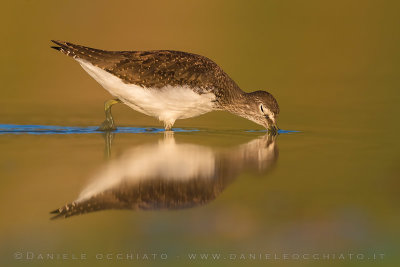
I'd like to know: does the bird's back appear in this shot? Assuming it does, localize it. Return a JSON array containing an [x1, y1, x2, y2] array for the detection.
[[51, 40, 241, 97]]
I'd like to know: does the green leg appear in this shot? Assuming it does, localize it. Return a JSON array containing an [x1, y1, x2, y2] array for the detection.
[[97, 99, 121, 131]]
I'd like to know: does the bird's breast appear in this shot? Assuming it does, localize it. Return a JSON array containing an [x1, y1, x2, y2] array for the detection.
[[77, 58, 217, 122]]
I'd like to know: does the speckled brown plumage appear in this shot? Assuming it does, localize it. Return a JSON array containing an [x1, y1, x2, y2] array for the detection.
[[51, 40, 242, 104]]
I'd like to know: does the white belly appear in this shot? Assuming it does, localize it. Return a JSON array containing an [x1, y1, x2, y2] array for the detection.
[[77, 59, 215, 127]]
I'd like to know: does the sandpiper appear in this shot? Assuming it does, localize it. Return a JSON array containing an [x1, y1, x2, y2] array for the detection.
[[51, 40, 280, 132]]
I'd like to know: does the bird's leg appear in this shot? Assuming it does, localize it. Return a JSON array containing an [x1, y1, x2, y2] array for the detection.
[[164, 120, 175, 132], [98, 99, 122, 131]]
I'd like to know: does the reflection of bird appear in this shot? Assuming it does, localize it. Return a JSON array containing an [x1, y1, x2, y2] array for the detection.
[[51, 41, 279, 132], [50, 134, 278, 219]]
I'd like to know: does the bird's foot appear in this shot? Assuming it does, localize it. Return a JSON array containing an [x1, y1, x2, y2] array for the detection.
[[97, 118, 117, 131], [164, 122, 174, 132], [97, 98, 121, 131]]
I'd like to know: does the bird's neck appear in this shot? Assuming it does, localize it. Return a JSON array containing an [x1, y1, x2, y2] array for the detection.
[[221, 90, 252, 118]]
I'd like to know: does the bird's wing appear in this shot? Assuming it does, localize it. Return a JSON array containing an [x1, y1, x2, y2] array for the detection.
[[107, 50, 220, 92], [51, 40, 235, 94]]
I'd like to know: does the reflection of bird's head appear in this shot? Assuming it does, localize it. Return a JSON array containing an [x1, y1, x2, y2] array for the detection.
[[234, 134, 278, 171]]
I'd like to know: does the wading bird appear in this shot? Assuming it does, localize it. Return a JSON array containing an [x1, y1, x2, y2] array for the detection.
[[51, 41, 280, 133]]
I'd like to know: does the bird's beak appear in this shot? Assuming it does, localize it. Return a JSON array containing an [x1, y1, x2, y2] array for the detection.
[[267, 123, 279, 135]]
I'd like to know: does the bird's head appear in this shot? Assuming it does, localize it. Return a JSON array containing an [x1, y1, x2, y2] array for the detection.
[[240, 91, 280, 133]]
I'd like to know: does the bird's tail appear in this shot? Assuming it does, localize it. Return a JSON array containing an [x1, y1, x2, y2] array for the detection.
[[51, 40, 83, 59], [50, 40, 126, 67], [50, 40, 111, 61], [49, 197, 119, 220], [50, 201, 93, 220]]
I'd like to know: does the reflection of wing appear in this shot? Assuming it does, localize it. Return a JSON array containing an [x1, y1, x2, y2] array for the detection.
[[51, 134, 278, 219], [50, 177, 226, 219]]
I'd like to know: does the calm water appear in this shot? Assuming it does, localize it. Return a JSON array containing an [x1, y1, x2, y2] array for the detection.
[[0, 123, 398, 267], [1, 0, 399, 266]]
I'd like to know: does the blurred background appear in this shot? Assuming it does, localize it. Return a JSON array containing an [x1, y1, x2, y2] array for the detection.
[[1, 0, 398, 131], [0, 0, 399, 266]]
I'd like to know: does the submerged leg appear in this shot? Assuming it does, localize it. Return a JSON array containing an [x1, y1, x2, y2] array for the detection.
[[98, 99, 121, 131]]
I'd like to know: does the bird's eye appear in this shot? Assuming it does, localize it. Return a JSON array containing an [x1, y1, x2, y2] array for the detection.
[[260, 105, 264, 113]]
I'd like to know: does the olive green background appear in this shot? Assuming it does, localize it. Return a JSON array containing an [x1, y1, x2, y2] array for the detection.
[[1, 0, 399, 266]]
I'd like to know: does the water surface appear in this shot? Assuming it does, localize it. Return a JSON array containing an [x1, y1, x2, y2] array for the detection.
[[0, 125, 397, 267]]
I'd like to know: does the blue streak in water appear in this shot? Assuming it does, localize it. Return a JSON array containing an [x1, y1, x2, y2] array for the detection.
[[0, 124, 197, 135], [0, 124, 299, 135], [246, 129, 300, 134]]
